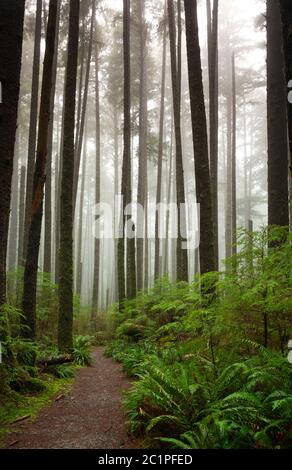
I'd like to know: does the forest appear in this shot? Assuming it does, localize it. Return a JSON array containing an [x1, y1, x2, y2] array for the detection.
[[0, 0, 291, 452]]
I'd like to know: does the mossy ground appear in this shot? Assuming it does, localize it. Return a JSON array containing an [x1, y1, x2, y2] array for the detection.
[[0, 374, 74, 447]]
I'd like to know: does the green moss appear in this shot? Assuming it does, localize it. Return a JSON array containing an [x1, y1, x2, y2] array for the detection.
[[0, 374, 74, 447]]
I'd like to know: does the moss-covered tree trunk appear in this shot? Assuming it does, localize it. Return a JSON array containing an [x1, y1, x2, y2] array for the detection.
[[184, 0, 215, 274], [58, 0, 80, 353], [22, 0, 58, 339]]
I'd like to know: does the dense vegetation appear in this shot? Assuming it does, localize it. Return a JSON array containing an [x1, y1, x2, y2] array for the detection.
[[0, 283, 93, 444], [104, 228, 292, 449]]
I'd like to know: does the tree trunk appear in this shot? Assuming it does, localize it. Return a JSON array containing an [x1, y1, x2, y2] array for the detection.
[[184, 0, 215, 275], [73, 3, 94, 216], [136, 0, 148, 291], [22, 0, 58, 339], [168, 0, 188, 282], [267, 0, 289, 228], [118, 0, 136, 305], [0, 0, 24, 306], [18, 166, 26, 268], [23, 0, 42, 265], [8, 131, 20, 272], [231, 52, 237, 257], [225, 87, 232, 259], [44, 0, 61, 276], [0, 0, 25, 308], [91, 2, 101, 326], [279, 0, 292, 179], [164, 121, 174, 276], [208, 0, 219, 269], [76, 126, 87, 297], [154, 8, 167, 281], [58, 0, 80, 353]]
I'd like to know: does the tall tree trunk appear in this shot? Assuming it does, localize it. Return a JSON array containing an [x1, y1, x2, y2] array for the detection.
[[184, 0, 215, 274], [44, 0, 61, 276], [168, 0, 188, 282], [164, 121, 174, 276], [23, 0, 42, 265], [91, 2, 101, 326], [0, 0, 25, 307], [267, 0, 289, 228], [177, 0, 182, 109], [231, 52, 237, 256], [22, 0, 58, 339], [136, 0, 148, 291], [154, 8, 167, 281], [8, 131, 20, 271], [118, 0, 136, 305], [225, 88, 232, 259], [113, 106, 119, 302], [76, 125, 87, 297], [208, 0, 219, 269], [75, 15, 86, 157], [18, 166, 26, 268], [73, 3, 94, 216], [279, 0, 292, 179], [58, 0, 80, 353]]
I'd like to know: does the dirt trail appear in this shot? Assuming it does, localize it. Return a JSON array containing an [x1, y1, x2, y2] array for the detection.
[[6, 348, 139, 449]]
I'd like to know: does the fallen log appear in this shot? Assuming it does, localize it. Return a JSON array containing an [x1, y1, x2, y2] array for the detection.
[[36, 354, 73, 367]]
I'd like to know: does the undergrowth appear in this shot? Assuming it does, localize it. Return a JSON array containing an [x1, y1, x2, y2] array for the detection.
[[105, 228, 292, 449]]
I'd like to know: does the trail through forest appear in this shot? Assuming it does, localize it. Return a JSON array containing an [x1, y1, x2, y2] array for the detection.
[[5, 348, 139, 449]]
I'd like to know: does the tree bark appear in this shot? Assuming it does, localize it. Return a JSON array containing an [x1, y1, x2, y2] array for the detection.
[[155, 7, 167, 281], [91, 1, 101, 326], [168, 0, 188, 282], [23, 0, 43, 265], [58, 0, 80, 353], [184, 0, 215, 275], [22, 0, 58, 339], [76, 126, 87, 297], [231, 52, 237, 257], [118, 0, 137, 305], [8, 131, 20, 272], [44, 0, 61, 276], [73, 3, 94, 216], [18, 166, 26, 268], [225, 86, 232, 259], [208, 0, 219, 269], [267, 0, 289, 228], [136, 0, 148, 291], [0, 1, 25, 307], [279, 0, 292, 179]]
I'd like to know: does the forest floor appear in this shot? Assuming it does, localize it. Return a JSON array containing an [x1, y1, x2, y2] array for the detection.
[[4, 348, 139, 449]]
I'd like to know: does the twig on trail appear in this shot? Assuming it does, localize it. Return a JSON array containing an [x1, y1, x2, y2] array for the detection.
[[55, 394, 65, 401], [11, 414, 30, 424], [8, 440, 19, 447]]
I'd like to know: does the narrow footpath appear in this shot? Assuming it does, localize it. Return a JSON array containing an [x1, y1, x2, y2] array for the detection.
[[6, 348, 139, 449]]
